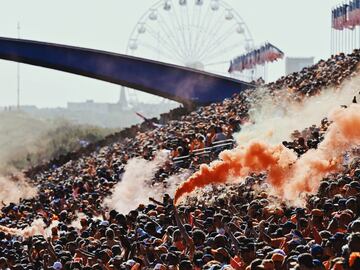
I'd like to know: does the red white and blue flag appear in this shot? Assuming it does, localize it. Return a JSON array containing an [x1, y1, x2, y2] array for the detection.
[[332, 1, 360, 30], [229, 43, 284, 73]]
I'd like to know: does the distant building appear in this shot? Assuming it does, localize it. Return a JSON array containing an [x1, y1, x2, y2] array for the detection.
[[2, 105, 38, 112], [2, 94, 178, 128], [18, 105, 38, 113], [67, 100, 110, 113], [67, 89, 129, 114], [285, 57, 314, 75]]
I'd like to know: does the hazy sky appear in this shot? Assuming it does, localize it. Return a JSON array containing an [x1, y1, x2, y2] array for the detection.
[[0, 0, 344, 107]]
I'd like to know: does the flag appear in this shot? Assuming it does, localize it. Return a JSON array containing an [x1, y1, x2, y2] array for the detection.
[[344, 3, 355, 29], [356, 0, 360, 26], [135, 112, 148, 121], [348, 1, 356, 28], [339, 5, 344, 29], [228, 42, 284, 73], [135, 112, 163, 128], [340, 4, 347, 29], [334, 5, 343, 30], [334, 7, 338, 29]]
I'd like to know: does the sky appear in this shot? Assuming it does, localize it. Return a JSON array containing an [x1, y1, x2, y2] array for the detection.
[[0, 0, 346, 108]]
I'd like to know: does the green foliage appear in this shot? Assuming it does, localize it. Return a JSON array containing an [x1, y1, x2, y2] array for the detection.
[[0, 111, 115, 173]]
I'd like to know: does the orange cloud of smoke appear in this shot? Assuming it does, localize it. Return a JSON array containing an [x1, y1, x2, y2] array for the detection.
[[174, 104, 360, 205]]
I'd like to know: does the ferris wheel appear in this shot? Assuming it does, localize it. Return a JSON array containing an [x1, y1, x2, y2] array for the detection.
[[124, 0, 256, 104]]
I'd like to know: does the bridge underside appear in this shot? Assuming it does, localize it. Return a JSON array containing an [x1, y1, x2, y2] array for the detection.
[[0, 37, 254, 106]]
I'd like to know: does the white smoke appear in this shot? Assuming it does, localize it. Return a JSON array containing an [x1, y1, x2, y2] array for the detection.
[[70, 211, 87, 231], [0, 218, 46, 238], [104, 151, 170, 214], [21, 218, 47, 238], [163, 169, 192, 198], [45, 220, 60, 238], [236, 76, 360, 145], [0, 174, 37, 205], [104, 149, 192, 213]]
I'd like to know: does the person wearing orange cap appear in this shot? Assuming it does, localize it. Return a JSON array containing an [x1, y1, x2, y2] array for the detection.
[[311, 209, 325, 231], [349, 252, 360, 269], [50, 226, 59, 243]]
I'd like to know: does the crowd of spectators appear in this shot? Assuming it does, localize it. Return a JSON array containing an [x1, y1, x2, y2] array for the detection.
[[282, 118, 331, 157], [268, 50, 360, 97], [1, 51, 360, 269]]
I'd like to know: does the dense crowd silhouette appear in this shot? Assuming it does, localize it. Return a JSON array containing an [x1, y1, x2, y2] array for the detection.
[[1, 51, 360, 270]]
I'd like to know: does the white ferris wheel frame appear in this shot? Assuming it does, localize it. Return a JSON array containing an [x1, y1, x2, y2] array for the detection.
[[125, 0, 256, 78]]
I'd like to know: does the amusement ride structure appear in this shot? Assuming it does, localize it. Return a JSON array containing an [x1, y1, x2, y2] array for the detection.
[[0, 0, 258, 107]]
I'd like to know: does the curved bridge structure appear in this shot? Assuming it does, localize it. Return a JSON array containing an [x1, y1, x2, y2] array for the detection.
[[0, 37, 254, 106]]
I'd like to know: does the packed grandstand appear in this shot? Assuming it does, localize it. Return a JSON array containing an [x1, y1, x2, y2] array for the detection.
[[1, 50, 360, 270]]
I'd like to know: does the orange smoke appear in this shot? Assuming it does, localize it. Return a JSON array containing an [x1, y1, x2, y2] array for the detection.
[[174, 142, 297, 204], [174, 104, 360, 205]]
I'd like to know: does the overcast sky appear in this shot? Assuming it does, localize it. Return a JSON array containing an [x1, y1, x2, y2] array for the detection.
[[0, 0, 345, 108]]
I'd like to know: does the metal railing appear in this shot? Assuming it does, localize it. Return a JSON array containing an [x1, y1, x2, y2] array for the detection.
[[172, 139, 236, 165]]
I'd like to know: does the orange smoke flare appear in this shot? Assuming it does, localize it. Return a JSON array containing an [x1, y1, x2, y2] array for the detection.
[[174, 104, 360, 205], [174, 142, 296, 204]]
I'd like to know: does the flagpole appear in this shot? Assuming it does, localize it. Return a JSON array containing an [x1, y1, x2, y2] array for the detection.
[[336, 29, 338, 54], [331, 7, 333, 55], [341, 3, 347, 52], [355, 26, 357, 50], [341, 29, 346, 52], [339, 29, 340, 53], [348, 4, 350, 53], [340, 28, 342, 53], [338, 29, 340, 54], [352, 27, 355, 52], [264, 63, 267, 83], [349, 28, 351, 53], [331, 28, 333, 55], [356, 26, 358, 50], [344, 28, 346, 53], [345, 27, 348, 53], [346, 1, 348, 53], [17, 22, 20, 110], [263, 64, 265, 82], [352, 28, 354, 52], [341, 4, 343, 53], [335, 30, 337, 54], [341, 28, 343, 53]]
